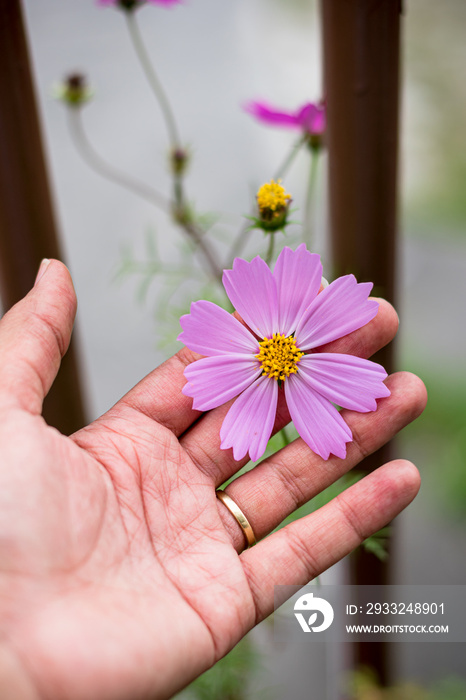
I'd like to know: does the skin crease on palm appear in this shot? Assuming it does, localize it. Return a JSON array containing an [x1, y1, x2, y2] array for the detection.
[[0, 260, 427, 700]]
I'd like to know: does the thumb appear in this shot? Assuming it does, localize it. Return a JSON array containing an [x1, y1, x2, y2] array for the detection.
[[0, 259, 77, 415]]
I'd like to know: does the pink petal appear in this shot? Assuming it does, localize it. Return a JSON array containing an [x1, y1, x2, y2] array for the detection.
[[311, 108, 326, 134], [285, 374, 352, 460], [298, 354, 391, 412], [223, 256, 279, 339], [273, 244, 322, 337], [296, 103, 317, 126], [182, 355, 261, 411], [148, 0, 182, 5], [244, 101, 301, 129], [297, 103, 326, 134], [98, 0, 182, 6], [220, 376, 278, 462], [295, 275, 379, 350], [178, 300, 259, 356]]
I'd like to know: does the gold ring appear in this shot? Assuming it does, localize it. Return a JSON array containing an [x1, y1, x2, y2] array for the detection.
[[216, 490, 256, 549]]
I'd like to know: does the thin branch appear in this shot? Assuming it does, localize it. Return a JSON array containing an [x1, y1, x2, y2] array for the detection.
[[170, 173, 223, 283], [225, 218, 251, 266], [69, 109, 223, 283], [303, 148, 319, 248], [273, 135, 306, 181], [125, 12, 181, 149], [180, 215, 223, 284], [67, 109, 169, 212], [125, 11, 225, 284]]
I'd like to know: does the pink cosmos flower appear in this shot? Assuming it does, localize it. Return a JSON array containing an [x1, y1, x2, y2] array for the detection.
[[98, 0, 180, 7], [245, 101, 326, 137], [178, 245, 390, 462]]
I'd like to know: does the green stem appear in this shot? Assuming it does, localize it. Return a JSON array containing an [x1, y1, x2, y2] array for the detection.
[[265, 233, 275, 265], [69, 109, 222, 283], [273, 136, 306, 181], [124, 14, 224, 284], [173, 175, 223, 283], [281, 426, 290, 448], [67, 109, 169, 212], [303, 147, 319, 249], [125, 13, 223, 280], [173, 174, 183, 209], [125, 12, 181, 149], [183, 220, 223, 284], [225, 218, 250, 267]]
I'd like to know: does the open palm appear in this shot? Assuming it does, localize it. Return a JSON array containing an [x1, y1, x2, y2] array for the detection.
[[0, 261, 426, 700]]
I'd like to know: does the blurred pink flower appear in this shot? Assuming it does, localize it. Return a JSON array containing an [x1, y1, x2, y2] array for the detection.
[[245, 101, 326, 138], [179, 245, 389, 462], [98, 0, 181, 8]]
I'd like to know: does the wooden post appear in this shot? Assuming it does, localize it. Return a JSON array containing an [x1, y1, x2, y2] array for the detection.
[[0, 0, 87, 434], [321, 0, 402, 685]]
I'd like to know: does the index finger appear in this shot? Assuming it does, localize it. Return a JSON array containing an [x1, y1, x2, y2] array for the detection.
[[115, 345, 203, 434]]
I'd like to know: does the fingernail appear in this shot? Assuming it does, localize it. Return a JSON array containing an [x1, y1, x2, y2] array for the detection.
[[34, 258, 51, 286]]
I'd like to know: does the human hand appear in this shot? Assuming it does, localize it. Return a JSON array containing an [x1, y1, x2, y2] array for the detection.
[[0, 260, 426, 700]]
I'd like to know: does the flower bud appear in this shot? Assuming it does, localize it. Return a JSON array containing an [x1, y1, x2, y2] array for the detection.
[[170, 147, 190, 177], [98, 0, 183, 9], [98, 0, 145, 11], [55, 73, 93, 108], [255, 179, 292, 232]]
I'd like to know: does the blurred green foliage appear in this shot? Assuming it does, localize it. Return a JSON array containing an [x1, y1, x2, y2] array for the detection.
[[404, 0, 466, 235], [400, 369, 466, 519], [346, 666, 466, 700], [176, 636, 259, 700]]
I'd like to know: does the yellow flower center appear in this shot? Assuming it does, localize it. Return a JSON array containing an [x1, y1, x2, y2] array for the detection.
[[256, 179, 291, 213], [255, 333, 304, 381]]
